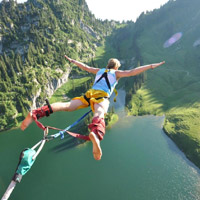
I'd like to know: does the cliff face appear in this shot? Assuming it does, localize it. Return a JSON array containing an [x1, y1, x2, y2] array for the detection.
[[0, 0, 117, 130], [31, 68, 71, 109]]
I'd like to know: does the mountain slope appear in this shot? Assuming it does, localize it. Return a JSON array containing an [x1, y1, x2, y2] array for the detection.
[[0, 0, 118, 130], [110, 0, 200, 167]]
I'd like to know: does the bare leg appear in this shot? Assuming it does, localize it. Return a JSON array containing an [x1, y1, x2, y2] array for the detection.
[[89, 131, 102, 160], [21, 112, 33, 131], [89, 103, 106, 160], [20, 100, 84, 130], [50, 100, 84, 112]]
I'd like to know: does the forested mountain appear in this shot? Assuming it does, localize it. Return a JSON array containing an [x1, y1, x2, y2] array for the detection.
[[0, 0, 119, 130], [1, 0, 200, 167]]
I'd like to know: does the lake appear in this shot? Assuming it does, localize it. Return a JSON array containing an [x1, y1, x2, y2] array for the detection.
[[1, 90, 200, 200]]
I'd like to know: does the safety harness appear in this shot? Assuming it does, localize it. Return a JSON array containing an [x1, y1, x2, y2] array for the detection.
[[84, 69, 118, 104], [95, 69, 112, 91], [31, 99, 106, 141], [83, 94, 108, 106]]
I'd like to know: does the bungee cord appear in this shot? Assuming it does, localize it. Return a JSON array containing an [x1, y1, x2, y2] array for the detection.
[[1, 110, 92, 200]]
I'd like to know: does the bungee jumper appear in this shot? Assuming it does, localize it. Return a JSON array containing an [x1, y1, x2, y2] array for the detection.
[[21, 55, 165, 160]]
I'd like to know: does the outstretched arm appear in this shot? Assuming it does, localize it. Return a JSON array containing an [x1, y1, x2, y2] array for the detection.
[[64, 55, 99, 74], [115, 61, 165, 79]]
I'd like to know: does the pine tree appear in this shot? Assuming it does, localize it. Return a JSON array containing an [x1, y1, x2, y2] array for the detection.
[[0, 61, 11, 87], [9, 64, 17, 83], [21, 68, 28, 83], [16, 54, 23, 71], [27, 43, 33, 64]]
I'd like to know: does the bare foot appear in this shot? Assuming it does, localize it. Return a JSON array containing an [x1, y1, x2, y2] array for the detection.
[[20, 112, 34, 131], [89, 132, 102, 160]]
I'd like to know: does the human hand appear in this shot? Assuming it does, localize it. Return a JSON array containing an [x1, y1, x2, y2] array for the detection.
[[151, 61, 165, 69], [64, 55, 74, 63]]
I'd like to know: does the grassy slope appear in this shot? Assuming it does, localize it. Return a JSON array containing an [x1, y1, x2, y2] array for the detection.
[[127, 20, 200, 167], [93, 6, 200, 167], [49, 77, 91, 103]]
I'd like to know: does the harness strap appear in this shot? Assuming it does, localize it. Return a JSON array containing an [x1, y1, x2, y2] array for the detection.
[[95, 69, 111, 91], [46, 126, 90, 141], [84, 95, 90, 105], [31, 99, 54, 130], [113, 88, 118, 102], [93, 69, 118, 102], [88, 117, 106, 140], [32, 114, 46, 131], [66, 131, 90, 140], [32, 108, 92, 141], [46, 99, 53, 114], [83, 95, 109, 106]]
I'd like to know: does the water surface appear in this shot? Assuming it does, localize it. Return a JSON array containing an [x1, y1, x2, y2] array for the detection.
[[1, 91, 200, 200]]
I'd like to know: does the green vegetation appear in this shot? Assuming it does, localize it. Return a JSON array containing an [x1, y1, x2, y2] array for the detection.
[[0, 0, 120, 131], [50, 77, 91, 103], [110, 0, 200, 167], [105, 113, 119, 129]]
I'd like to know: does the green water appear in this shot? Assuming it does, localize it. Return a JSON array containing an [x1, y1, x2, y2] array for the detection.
[[1, 109, 200, 200]]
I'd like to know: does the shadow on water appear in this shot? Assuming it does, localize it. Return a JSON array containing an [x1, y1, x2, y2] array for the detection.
[[49, 121, 88, 153], [50, 135, 86, 153]]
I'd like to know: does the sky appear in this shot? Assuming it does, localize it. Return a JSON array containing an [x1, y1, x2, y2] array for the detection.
[[86, 0, 169, 22], [7, 0, 169, 22]]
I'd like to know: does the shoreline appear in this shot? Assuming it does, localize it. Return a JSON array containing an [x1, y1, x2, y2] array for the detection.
[[1, 112, 199, 170], [163, 125, 200, 170], [1, 81, 199, 169], [126, 112, 200, 170]]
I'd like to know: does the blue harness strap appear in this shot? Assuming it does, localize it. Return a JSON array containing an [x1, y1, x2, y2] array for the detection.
[[51, 109, 92, 139], [95, 69, 111, 91]]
